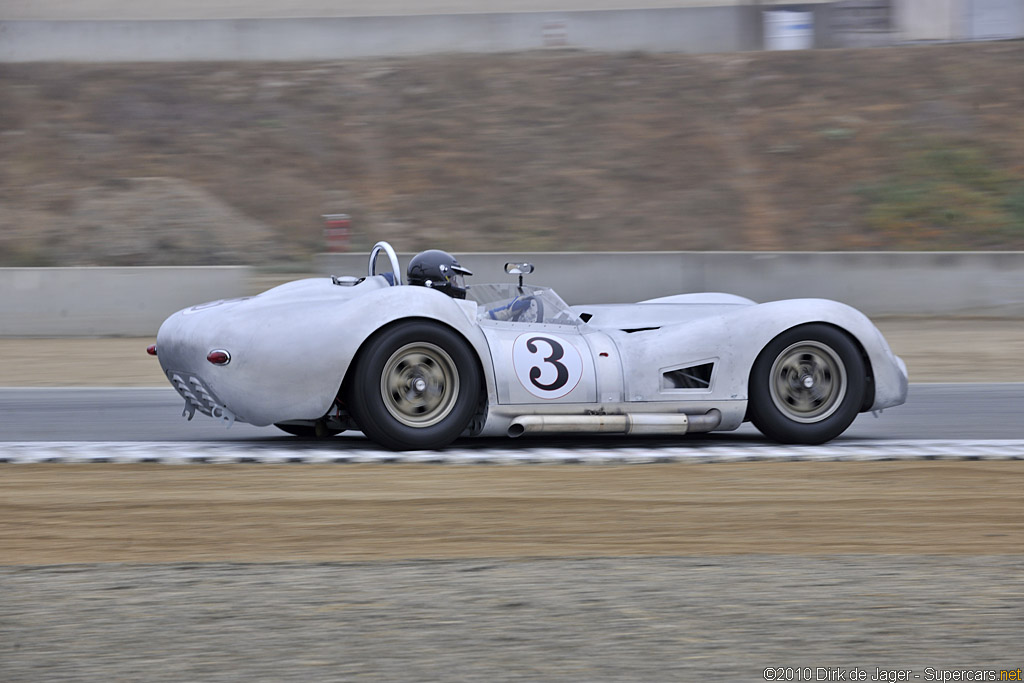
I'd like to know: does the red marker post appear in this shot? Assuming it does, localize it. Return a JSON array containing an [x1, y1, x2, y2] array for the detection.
[[323, 214, 351, 253]]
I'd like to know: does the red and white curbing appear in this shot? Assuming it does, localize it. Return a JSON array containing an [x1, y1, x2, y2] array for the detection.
[[2, 440, 1024, 464]]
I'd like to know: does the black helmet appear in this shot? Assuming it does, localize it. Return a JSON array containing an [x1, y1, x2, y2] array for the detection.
[[407, 250, 473, 299]]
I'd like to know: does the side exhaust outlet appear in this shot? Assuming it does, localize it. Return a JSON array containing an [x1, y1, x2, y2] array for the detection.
[[507, 410, 721, 438]]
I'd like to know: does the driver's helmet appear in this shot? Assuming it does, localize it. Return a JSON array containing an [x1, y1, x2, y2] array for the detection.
[[407, 249, 473, 299]]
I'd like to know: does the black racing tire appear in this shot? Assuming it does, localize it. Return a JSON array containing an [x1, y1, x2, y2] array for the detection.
[[347, 321, 481, 450], [747, 324, 866, 445], [274, 423, 343, 438]]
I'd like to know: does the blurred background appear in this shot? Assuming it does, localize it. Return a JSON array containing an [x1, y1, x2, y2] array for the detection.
[[1, 0, 1023, 269]]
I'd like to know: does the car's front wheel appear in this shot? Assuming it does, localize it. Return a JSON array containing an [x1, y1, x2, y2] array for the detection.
[[747, 324, 866, 445], [347, 321, 481, 450]]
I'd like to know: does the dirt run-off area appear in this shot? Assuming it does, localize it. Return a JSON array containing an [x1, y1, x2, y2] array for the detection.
[[2, 42, 1024, 266], [3, 461, 1023, 565], [2, 461, 1023, 681]]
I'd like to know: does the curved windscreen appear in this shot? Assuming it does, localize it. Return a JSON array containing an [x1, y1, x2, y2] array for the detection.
[[466, 284, 580, 326]]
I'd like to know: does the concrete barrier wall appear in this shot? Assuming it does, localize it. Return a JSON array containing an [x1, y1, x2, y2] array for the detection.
[[3, 253, 1022, 336], [7, 5, 1022, 63], [0, 267, 248, 337], [320, 251, 1024, 316], [0, 6, 785, 62]]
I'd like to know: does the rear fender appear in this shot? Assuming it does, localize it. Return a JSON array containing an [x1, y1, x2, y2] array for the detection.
[[158, 284, 495, 427], [318, 287, 496, 423], [340, 313, 492, 430]]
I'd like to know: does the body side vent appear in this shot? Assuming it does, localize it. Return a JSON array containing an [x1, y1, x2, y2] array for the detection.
[[663, 363, 714, 389]]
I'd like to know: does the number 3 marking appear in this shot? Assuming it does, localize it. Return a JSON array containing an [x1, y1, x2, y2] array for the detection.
[[513, 333, 583, 399], [527, 337, 569, 391]]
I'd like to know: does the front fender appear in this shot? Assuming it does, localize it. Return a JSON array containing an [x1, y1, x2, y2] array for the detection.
[[743, 299, 908, 411], [615, 298, 907, 411]]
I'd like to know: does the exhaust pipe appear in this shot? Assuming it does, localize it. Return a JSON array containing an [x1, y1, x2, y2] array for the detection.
[[507, 410, 721, 438]]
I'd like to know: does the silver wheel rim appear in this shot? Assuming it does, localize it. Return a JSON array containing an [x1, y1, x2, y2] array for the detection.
[[381, 342, 459, 428], [769, 340, 847, 423]]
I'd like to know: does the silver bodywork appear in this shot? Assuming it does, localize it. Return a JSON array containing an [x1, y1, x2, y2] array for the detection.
[[156, 258, 908, 440]]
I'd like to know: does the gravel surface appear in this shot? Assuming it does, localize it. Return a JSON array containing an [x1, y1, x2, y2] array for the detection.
[[3, 556, 1022, 682]]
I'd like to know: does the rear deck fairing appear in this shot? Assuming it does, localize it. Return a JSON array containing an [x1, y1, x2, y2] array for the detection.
[[157, 277, 493, 427]]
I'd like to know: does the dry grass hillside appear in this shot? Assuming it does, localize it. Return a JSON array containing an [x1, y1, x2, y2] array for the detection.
[[1, 42, 1023, 266]]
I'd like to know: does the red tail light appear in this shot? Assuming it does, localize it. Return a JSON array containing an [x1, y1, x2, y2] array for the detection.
[[146, 344, 158, 356], [207, 349, 231, 365]]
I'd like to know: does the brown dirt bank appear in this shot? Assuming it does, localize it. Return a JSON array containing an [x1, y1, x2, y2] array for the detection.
[[3, 42, 1024, 266], [3, 461, 1022, 565]]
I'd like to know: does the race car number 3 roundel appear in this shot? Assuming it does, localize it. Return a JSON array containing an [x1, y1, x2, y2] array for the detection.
[[512, 333, 584, 399]]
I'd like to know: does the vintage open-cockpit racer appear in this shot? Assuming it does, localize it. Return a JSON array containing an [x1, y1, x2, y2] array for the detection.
[[152, 241, 908, 450]]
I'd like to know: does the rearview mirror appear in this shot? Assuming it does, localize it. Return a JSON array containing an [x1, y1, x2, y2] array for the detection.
[[504, 262, 534, 275]]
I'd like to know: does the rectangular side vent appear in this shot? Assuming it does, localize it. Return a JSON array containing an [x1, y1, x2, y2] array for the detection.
[[663, 363, 714, 389]]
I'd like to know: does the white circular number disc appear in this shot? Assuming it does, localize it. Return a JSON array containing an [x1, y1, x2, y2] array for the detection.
[[512, 333, 584, 400]]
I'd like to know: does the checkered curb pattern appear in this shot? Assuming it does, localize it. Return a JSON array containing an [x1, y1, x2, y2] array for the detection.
[[3, 440, 1024, 464]]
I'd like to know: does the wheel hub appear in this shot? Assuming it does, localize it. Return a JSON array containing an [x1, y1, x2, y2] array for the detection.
[[380, 342, 459, 428], [769, 341, 847, 424]]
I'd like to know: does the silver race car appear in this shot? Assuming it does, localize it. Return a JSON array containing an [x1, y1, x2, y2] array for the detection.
[[153, 241, 908, 449]]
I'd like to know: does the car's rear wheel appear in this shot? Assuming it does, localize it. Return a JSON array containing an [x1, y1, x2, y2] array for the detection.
[[347, 321, 481, 450], [274, 423, 343, 438], [748, 324, 865, 445]]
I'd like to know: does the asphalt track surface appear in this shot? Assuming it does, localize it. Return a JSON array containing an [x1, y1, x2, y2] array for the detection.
[[2, 383, 1022, 444]]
